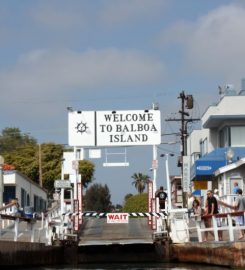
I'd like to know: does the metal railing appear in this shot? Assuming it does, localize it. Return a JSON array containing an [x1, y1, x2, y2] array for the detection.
[[188, 210, 245, 242], [0, 212, 47, 243]]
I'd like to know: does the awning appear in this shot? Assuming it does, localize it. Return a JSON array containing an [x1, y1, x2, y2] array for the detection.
[[191, 159, 226, 181], [191, 147, 245, 181], [192, 189, 201, 196]]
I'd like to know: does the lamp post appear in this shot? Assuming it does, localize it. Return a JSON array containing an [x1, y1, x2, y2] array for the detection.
[[160, 153, 174, 211], [0, 155, 4, 206], [226, 148, 234, 164]]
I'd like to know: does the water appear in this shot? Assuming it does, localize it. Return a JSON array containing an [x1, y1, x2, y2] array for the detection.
[[16, 263, 227, 270]]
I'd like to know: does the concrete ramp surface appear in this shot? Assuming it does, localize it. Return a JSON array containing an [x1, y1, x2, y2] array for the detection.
[[79, 217, 153, 246]]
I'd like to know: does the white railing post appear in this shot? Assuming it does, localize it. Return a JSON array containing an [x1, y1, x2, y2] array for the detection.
[[41, 212, 44, 229], [212, 216, 219, 241], [196, 221, 203, 242], [31, 222, 35, 243], [14, 218, 19, 242], [227, 214, 234, 241]]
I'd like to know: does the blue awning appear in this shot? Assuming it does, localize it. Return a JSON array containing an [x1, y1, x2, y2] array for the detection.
[[191, 159, 226, 181], [192, 189, 201, 196], [191, 147, 245, 181]]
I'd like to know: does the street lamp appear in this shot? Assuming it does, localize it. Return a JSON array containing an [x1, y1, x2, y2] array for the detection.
[[160, 153, 174, 211], [0, 155, 4, 206], [226, 148, 234, 164]]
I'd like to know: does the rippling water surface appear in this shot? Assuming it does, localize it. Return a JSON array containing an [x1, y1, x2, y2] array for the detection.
[[16, 263, 227, 270]]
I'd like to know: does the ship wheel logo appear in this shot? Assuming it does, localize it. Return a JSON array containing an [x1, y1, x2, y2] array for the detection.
[[76, 121, 89, 134]]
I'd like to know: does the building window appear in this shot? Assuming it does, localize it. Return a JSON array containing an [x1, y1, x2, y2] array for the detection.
[[34, 195, 39, 212], [219, 126, 229, 147], [191, 152, 200, 165], [219, 126, 245, 147], [27, 194, 30, 206], [200, 138, 208, 156], [21, 188, 27, 207], [230, 126, 245, 146], [3, 186, 16, 204]]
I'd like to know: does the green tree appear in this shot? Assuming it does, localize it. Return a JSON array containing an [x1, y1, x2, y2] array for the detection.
[[3, 143, 39, 180], [78, 159, 95, 188], [84, 183, 112, 212], [124, 193, 133, 202], [0, 127, 36, 153], [131, 173, 150, 194], [41, 143, 64, 195], [3, 137, 64, 197], [123, 193, 148, 212]]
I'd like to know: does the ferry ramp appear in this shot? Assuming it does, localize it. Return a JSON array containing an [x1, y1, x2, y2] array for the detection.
[[77, 217, 166, 263], [78, 217, 154, 246]]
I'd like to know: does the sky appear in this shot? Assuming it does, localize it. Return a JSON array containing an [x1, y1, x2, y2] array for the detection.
[[1, 0, 245, 205]]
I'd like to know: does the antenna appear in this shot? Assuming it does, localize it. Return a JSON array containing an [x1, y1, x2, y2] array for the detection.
[[218, 85, 224, 96]]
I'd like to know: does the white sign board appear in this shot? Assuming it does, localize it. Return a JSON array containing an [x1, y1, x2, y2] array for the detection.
[[89, 149, 101, 159], [107, 213, 129, 224], [68, 111, 95, 146], [54, 180, 71, 189], [62, 152, 75, 175], [68, 110, 161, 147], [182, 156, 190, 192], [69, 174, 81, 184], [96, 110, 161, 146]]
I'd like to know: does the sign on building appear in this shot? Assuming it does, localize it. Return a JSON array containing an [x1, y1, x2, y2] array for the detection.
[[182, 156, 190, 192], [68, 110, 161, 147]]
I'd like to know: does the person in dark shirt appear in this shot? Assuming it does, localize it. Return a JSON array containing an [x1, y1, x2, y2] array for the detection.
[[204, 190, 219, 241], [155, 186, 167, 211]]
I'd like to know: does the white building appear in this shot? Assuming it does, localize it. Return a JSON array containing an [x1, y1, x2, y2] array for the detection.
[[187, 84, 245, 198], [3, 170, 47, 212]]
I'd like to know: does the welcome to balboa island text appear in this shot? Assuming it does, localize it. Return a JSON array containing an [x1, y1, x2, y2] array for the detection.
[[98, 112, 159, 143]]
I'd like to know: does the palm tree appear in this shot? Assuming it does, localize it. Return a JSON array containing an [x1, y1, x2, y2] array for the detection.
[[131, 173, 150, 194]]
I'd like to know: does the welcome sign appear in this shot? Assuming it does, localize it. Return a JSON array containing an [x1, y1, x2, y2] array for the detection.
[[68, 110, 161, 147], [96, 110, 161, 146]]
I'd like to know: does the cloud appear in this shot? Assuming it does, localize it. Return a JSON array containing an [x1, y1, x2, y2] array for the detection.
[[99, 0, 168, 27], [30, 0, 168, 32], [0, 48, 166, 102], [0, 47, 167, 143], [159, 3, 245, 87], [30, 0, 89, 31]]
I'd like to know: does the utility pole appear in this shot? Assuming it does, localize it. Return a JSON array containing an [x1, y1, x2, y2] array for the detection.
[[166, 91, 200, 207], [39, 143, 43, 187]]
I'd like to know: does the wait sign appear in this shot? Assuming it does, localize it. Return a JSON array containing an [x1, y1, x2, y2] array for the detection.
[[107, 213, 129, 224]]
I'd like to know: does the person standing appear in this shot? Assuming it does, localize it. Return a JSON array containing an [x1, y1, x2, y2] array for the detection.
[[234, 189, 245, 239], [192, 199, 202, 225], [219, 188, 245, 240], [213, 189, 223, 241], [203, 190, 219, 241], [187, 192, 194, 218], [233, 182, 240, 194], [155, 186, 167, 211]]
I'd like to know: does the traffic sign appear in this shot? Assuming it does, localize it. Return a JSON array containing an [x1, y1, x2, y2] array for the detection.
[[107, 213, 129, 224]]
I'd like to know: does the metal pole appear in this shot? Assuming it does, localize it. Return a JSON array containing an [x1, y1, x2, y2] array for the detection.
[[165, 155, 172, 211], [60, 188, 64, 214], [152, 145, 157, 197], [0, 156, 4, 206], [39, 144, 43, 187], [74, 147, 77, 201]]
